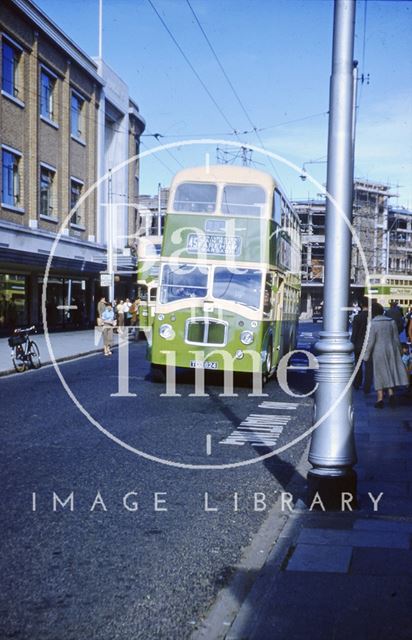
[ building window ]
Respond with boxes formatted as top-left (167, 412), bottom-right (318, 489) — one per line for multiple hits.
top-left (1, 148), bottom-right (21, 207)
top-left (40, 165), bottom-right (56, 217)
top-left (71, 92), bottom-right (84, 138)
top-left (2, 38), bottom-right (22, 98)
top-left (40, 68), bottom-right (56, 120)
top-left (70, 178), bottom-right (83, 225)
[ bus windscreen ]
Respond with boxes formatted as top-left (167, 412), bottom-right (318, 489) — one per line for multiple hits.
top-left (212, 267), bottom-right (262, 309)
top-left (160, 264), bottom-right (209, 303)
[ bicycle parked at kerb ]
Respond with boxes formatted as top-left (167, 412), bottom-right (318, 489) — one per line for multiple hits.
top-left (8, 326), bottom-right (41, 373)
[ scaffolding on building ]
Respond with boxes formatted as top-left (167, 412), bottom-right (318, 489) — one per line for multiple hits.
top-left (293, 179), bottom-right (409, 318)
top-left (351, 180), bottom-right (394, 285)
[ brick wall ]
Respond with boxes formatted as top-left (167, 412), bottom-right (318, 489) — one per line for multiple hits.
top-left (0, 0), bottom-right (100, 241)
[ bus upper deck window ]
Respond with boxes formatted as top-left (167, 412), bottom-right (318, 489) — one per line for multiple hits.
top-left (221, 185), bottom-right (266, 216)
top-left (173, 183), bottom-right (217, 213)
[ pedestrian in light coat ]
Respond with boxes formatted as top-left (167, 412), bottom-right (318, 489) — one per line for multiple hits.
top-left (363, 302), bottom-right (409, 408)
top-left (97, 296), bottom-right (106, 324)
top-left (116, 299), bottom-right (125, 328)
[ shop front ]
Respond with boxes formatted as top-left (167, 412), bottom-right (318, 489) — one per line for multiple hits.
top-left (38, 276), bottom-right (90, 330)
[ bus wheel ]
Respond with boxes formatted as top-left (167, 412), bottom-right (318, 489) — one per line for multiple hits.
top-left (150, 363), bottom-right (166, 383)
top-left (263, 339), bottom-right (273, 384)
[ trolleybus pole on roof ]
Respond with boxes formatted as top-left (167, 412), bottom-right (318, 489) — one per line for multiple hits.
top-left (308, 0), bottom-right (358, 507)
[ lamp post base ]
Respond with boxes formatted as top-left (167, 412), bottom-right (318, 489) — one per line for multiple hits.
top-left (307, 468), bottom-right (358, 511)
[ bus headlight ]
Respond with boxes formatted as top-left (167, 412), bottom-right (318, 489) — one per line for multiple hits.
top-left (240, 330), bottom-right (254, 345)
top-left (235, 349), bottom-right (244, 359)
top-left (159, 323), bottom-right (174, 340)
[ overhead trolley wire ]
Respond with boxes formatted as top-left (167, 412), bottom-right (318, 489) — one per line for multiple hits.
top-left (184, 0), bottom-right (283, 182)
top-left (141, 111), bottom-right (329, 139)
top-left (146, 0), bottom-right (241, 138)
top-left (140, 139), bottom-right (176, 176)
top-left (185, 0), bottom-right (257, 135)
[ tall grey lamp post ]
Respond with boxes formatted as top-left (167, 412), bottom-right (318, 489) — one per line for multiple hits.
top-left (308, 0), bottom-right (357, 508)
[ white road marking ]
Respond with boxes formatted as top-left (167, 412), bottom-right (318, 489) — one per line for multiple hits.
top-left (206, 434), bottom-right (212, 456)
top-left (220, 413), bottom-right (292, 447)
top-left (258, 401), bottom-right (299, 410)
top-left (219, 399), bottom-right (301, 448)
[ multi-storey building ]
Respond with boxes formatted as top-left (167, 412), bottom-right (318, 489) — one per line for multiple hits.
top-left (295, 180), bottom-right (397, 318)
top-left (351, 180), bottom-right (392, 284)
top-left (137, 187), bottom-right (169, 237)
top-left (93, 57), bottom-right (145, 293)
top-left (388, 207), bottom-right (412, 275)
top-left (0, 0), bottom-right (145, 334)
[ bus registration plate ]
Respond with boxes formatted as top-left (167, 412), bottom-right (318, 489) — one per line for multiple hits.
top-left (190, 360), bottom-right (218, 370)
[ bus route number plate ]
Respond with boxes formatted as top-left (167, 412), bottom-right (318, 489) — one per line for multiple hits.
top-left (190, 360), bottom-right (218, 370)
top-left (187, 233), bottom-right (241, 257)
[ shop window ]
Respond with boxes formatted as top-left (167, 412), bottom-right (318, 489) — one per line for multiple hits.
top-left (40, 165), bottom-right (56, 217)
top-left (2, 37), bottom-right (22, 99)
top-left (71, 91), bottom-right (84, 139)
top-left (1, 147), bottom-right (22, 208)
top-left (0, 273), bottom-right (28, 330)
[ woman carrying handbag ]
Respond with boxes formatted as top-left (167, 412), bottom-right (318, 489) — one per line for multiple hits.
top-left (101, 302), bottom-right (116, 356)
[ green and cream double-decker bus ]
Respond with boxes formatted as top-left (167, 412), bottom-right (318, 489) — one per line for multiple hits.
top-left (366, 274), bottom-right (412, 310)
top-left (148, 165), bottom-right (301, 381)
top-left (137, 235), bottom-right (162, 333)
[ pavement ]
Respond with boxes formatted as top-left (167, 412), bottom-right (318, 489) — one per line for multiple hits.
top-left (0, 328), bottom-right (124, 376)
top-left (193, 385), bottom-right (412, 640)
top-left (2, 325), bottom-right (412, 638)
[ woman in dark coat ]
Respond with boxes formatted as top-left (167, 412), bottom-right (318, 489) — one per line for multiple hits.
top-left (364, 302), bottom-right (409, 408)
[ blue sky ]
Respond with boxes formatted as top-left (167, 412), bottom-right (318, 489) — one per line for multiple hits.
top-left (38, 0), bottom-right (412, 206)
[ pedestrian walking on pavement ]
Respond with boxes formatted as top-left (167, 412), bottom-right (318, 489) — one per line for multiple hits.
top-left (351, 296), bottom-right (373, 393)
top-left (364, 302), bottom-right (409, 408)
top-left (129, 299), bottom-right (139, 338)
top-left (405, 305), bottom-right (412, 343)
top-left (385, 300), bottom-right (404, 334)
top-left (116, 299), bottom-right (125, 329)
top-left (97, 296), bottom-right (106, 325)
top-left (102, 302), bottom-right (116, 356)
top-left (124, 298), bottom-right (132, 326)
top-left (401, 343), bottom-right (412, 393)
